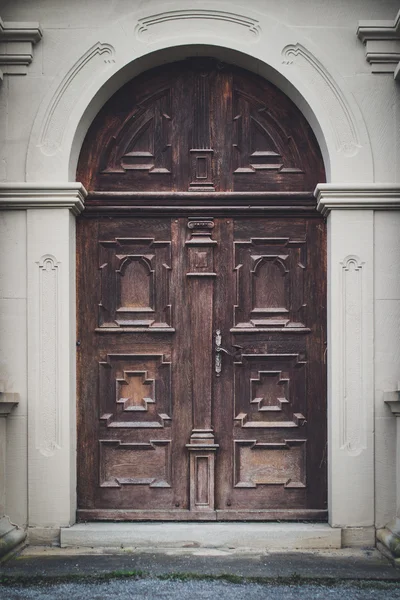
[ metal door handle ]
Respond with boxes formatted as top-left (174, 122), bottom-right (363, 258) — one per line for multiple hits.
top-left (215, 330), bottom-right (242, 376)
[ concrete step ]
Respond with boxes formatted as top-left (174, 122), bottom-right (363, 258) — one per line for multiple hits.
top-left (61, 523), bottom-right (341, 550)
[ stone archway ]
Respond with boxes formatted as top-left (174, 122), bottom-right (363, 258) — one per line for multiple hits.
top-left (19, 7), bottom-right (377, 542)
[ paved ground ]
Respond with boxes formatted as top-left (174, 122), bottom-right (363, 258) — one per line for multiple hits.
top-left (2, 546), bottom-right (399, 580)
top-left (1, 546), bottom-right (399, 599)
top-left (2, 579), bottom-right (400, 600)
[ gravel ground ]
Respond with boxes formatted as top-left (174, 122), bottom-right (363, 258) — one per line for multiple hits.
top-left (1, 579), bottom-right (400, 600)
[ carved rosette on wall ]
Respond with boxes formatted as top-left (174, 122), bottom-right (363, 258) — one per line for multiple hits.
top-left (185, 217), bottom-right (218, 511)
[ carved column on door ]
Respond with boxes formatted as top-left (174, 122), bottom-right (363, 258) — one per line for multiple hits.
top-left (185, 217), bottom-right (218, 511)
top-left (189, 65), bottom-right (215, 191)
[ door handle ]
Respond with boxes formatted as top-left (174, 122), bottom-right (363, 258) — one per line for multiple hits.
top-left (215, 330), bottom-right (242, 376)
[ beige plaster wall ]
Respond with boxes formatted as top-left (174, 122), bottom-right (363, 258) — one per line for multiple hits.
top-left (0, 0), bottom-right (399, 534)
top-left (0, 211), bottom-right (27, 526)
top-left (374, 212), bottom-right (400, 528)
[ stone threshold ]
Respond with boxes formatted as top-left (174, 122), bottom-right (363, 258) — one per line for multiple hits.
top-left (61, 523), bottom-right (342, 551)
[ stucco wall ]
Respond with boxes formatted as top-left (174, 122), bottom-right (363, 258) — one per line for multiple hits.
top-left (0, 0), bottom-right (399, 535)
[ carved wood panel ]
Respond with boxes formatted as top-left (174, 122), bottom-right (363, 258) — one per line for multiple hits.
top-left (234, 439), bottom-right (306, 489)
top-left (233, 236), bottom-right (307, 331)
top-left (234, 353), bottom-right (306, 429)
top-left (212, 217), bottom-right (326, 514)
top-left (99, 353), bottom-right (171, 429)
top-left (77, 59), bottom-right (325, 193)
top-left (98, 236), bottom-right (172, 330)
top-left (76, 61), bottom-right (326, 521)
top-left (77, 216), bottom-right (326, 519)
top-left (100, 439), bottom-right (171, 488)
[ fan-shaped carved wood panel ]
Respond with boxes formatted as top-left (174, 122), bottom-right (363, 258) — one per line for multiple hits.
top-left (77, 59), bottom-right (325, 193)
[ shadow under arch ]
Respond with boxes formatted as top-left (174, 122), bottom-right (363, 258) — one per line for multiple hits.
top-left (68, 44), bottom-right (331, 184)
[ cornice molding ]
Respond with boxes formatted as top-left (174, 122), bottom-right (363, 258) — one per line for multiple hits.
top-left (383, 391), bottom-right (400, 417)
top-left (0, 16), bottom-right (42, 77)
top-left (0, 183), bottom-right (87, 215)
top-left (0, 391), bottom-right (19, 417)
top-left (357, 10), bottom-right (400, 78)
top-left (315, 183), bottom-right (400, 216)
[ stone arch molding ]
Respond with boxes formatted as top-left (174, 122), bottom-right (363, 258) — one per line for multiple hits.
top-left (26, 2), bottom-right (373, 184)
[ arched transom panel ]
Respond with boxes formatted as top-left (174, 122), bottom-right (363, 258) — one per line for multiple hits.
top-left (77, 59), bottom-right (325, 193)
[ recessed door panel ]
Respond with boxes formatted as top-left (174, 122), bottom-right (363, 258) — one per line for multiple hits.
top-left (77, 216), bottom-right (326, 519)
top-left (77, 59), bottom-right (326, 521)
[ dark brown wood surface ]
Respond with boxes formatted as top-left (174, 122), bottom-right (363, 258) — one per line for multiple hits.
top-left (77, 59), bottom-right (324, 194)
top-left (76, 59), bottom-right (327, 521)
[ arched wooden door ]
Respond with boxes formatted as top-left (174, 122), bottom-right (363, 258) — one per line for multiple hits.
top-left (76, 59), bottom-right (327, 521)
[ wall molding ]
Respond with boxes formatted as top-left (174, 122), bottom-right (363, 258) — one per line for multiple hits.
top-left (38, 42), bottom-right (115, 156)
top-left (357, 10), bottom-right (400, 78)
top-left (315, 184), bottom-right (400, 216)
top-left (0, 16), bottom-right (42, 77)
top-left (0, 183), bottom-right (87, 215)
top-left (340, 255), bottom-right (366, 457)
top-left (383, 390), bottom-right (400, 417)
top-left (281, 44), bottom-right (360, 158)
top-left (36, 254), bottom-right (61, 457)
top-left (135, 9), bottom-right (261, 43)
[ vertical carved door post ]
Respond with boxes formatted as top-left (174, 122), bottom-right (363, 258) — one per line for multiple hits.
top-left (189, 66), bottom-right (215, 192)
top-left (185, 218), bottom-right (219, 511)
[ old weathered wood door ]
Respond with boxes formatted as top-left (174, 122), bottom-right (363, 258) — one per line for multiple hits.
top-left (77, 60), bottom-right (327, 521)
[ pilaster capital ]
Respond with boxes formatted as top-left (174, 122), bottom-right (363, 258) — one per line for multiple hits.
top-left (0, 392), bottom-right (19, 418)
top-left (315, 183), bottom-right (400, 216)
top-left (0, 182), bottom-right (87, 215)
top-left (383, 391), bottom-right (400, 417)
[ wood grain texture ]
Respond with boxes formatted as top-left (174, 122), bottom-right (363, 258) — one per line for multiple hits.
top-left (76, 59), bottom-right (326, 520)
top-left (77, 59), bottom-right (325, 194)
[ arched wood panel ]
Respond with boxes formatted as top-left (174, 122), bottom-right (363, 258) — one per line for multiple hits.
top-left (76, 59), bottom-right (327, 521)
top-left (77, 59), bottom-right (325, 193)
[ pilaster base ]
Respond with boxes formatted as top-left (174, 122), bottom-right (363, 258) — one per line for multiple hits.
top-left (377, 518), bottom-right (400, 566)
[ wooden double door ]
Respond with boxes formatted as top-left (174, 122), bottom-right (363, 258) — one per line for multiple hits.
top-left (77, 213), bottom-right (326, 520)
top-left (76, 59), bottom-right (327, 520)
